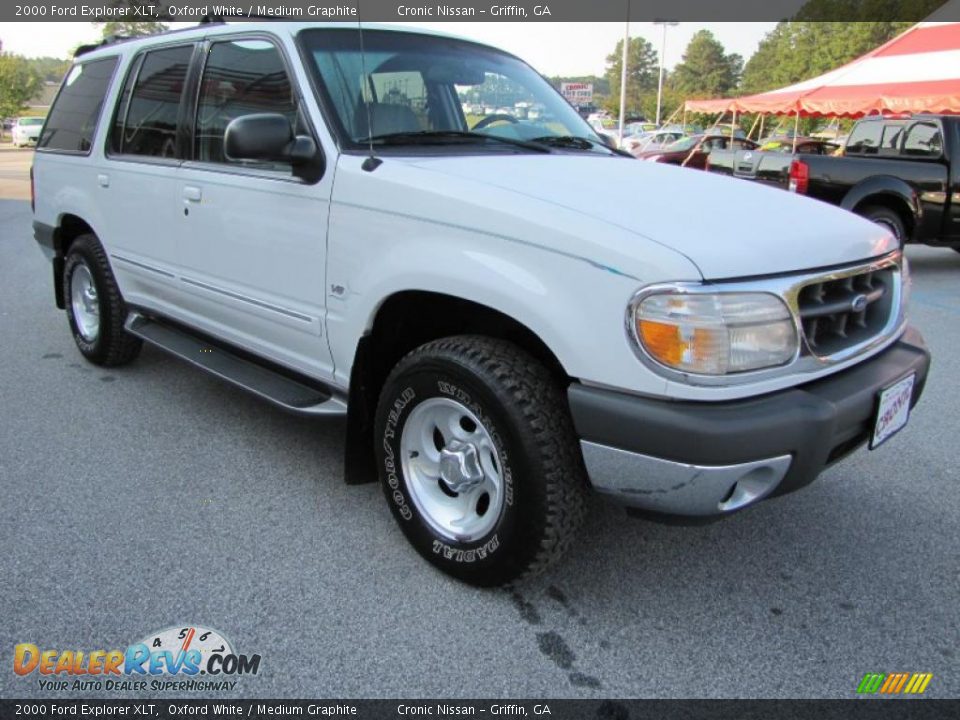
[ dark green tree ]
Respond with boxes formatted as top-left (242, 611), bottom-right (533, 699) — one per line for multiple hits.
top-left (794, 0), bottom-right (944, 22)
top-left (603, 36), bottom-right (659, 116)
top-left (740, 21), bottom-right (914, 96)
top-left (26, 57), bottom-right (71, 83)
top-left (96, 21), bottom-right (169, 38)
top-left (0, 54), bottom-right (43, 139)
top-left (670, 30), bottom-right (743, 99)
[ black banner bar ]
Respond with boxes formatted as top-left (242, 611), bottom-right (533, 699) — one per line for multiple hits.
top-left (2, 0), bottom-right (959, 23)
top-left (2, 700), bottom-right (959, 720)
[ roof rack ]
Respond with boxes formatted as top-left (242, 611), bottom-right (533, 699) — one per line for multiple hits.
top-left (72, 16), bottom-right (295, 58)
top-left (200, 12), bottom-right (297, 23)
top-left (74, 35), bottom-right (134, 57)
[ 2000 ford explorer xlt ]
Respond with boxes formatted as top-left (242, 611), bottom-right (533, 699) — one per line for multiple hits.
top-left (32, 23), bottom-right (930, 585)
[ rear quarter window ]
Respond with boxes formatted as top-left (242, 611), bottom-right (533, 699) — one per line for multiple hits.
top-left (37, 57), bottom-right (118, 154)
top-left (902, 122), bottom-right (943, 158)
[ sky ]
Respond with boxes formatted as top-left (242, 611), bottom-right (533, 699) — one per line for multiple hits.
top-left (0, 21), bottom-right (777, 76)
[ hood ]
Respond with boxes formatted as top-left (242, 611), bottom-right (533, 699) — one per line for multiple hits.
top-left (401, 154), bottom-right (896, 280)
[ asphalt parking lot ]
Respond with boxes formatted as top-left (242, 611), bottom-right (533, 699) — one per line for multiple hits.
top-left (0, 151), bottom-right (958, 699)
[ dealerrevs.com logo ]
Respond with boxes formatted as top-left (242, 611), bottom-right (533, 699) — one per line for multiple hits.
top-left (13, 625), bottom-right (261, 692)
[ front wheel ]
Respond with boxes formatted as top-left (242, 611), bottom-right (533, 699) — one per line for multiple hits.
top-left (374, 336), bottom-right (589, 586)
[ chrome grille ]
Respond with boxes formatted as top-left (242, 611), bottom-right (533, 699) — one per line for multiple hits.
top-left (798, 268), bottom-right (895, 357)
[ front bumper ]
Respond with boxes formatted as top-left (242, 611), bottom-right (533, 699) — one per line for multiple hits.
top-left (569, 327), bottom-right (930, 516)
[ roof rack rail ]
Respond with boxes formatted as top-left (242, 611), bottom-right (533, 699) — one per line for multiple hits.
top-left (199, 12), bottom-right (299, 23)
top-left (74, 34), bottom-right (134, 57)
top-left (72, 21), bottom-right (225, 58)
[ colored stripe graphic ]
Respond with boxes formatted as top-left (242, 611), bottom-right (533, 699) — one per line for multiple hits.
top-left (858, 672), bottom-right (933, 694)
top-left (904, 673), bottom-right (933, 694)
top-left (857, 673), bottom-right (886, 694)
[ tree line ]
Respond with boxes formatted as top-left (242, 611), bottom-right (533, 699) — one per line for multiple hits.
top-left (558, 17), bottom-right (938, 124)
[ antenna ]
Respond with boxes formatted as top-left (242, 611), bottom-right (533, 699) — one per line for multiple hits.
top-left (356, 1), bottom-right (382, 172)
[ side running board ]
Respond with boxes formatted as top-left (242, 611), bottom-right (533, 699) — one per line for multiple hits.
top-left (125, 313), bottom-right (347, 417)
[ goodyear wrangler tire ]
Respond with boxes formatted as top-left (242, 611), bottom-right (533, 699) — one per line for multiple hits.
top-left (63, 234), bottom-right (142, 367)
top-left (374, 335), bottom-right (589, 586)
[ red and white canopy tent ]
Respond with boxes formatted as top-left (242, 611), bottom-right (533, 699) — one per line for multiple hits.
top-left (683, 21), bottom-right (960, 142)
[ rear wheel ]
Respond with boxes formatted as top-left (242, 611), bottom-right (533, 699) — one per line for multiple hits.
top-left (374, 336), bottom-right (589, 586)
top-left (859, 205), bottom-right (907, 246)
top-left (63, 234), bottom-right (142, 366)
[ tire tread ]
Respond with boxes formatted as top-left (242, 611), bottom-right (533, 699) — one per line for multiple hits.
top-left (65, 234), bottom-right (141, 367)
top-left (386, 335), bottom-right (589, 583)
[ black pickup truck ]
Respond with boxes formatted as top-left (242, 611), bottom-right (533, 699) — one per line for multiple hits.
top-left (706, 115), bottom-right (960, 250)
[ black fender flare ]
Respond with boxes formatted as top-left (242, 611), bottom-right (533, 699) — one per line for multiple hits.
top-left (841, 176), bottom-right (920, 236)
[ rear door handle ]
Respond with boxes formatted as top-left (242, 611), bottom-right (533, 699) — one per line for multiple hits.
top-left (183, 186), bottom-right (202, 202)
top-left (97, 174), bottom-right (109, 188)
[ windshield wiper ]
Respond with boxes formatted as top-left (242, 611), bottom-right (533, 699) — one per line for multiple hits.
top-left (361, 130), bottom-right (550, 153)
top-left (529, 135), bottom-right (600, 150)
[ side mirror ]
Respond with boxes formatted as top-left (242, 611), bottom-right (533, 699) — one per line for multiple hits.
top-left (224, 113), bottom-right (323, 182)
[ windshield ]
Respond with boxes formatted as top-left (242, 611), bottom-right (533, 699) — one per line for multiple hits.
top-left (299, 29), bottom-right (605, 152)
top-left (19, 118), bottom-right (44, 126)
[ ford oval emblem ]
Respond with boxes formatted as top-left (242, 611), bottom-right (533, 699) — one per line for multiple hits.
top-left (851, 294), bottom-right (868, 312)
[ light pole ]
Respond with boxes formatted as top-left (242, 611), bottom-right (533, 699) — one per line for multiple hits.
top-left (618, 16), bottom-right (629, 144)
top-left (654, 20), bottom-right (678, 127)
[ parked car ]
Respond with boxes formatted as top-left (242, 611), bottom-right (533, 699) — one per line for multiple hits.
top-left (706, 137), bottom-right (842, 180)
top-left (707, 115), bottom-right (960, 248)
top-left (575, 103), bottom-right (599, 119)
top-left (12, 117), bottom-right (44, 146)
top-left (637, 134), bottom-right (759, 170)
top-left (660, 123), bottom-right (702, 135)
top-left (626, 121), bottom-right (657, 134)
top-left (628, 129), bottom-right (686, 155)
top-left (587, 116), bottom-right (619, 147)
top-left (619, 128), bottom-right (653, 154)
top-left (33, 24), bottom-right (929, 586)
top-left (705, 123), bottom-right (747, 140)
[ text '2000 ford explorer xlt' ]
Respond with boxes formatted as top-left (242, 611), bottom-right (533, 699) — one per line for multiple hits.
top-left (32, 23), bottom-right (930, 585)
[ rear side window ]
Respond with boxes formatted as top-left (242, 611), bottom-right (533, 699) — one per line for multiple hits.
top-left (845, 121), bottom-right (883, 155)
top-left (110, 45), bottom-right (194, 158)
top-left (194, 39), bottom-right (296, 166)
top-left (902, 122), bottom-right (942, 157)
top-left (880, 124), bottom-right (903, 152)
top-left (38, 57), bottom-right (118, 154)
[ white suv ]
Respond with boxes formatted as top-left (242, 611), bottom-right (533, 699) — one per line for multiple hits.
top-left (12, 116), bottom-right (44, 147)
top-left (32, 23), bottom-right (930, 585)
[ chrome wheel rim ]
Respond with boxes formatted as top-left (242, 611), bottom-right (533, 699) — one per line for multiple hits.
top-left (400, 397), bottom-right (505, 543)
top-left (70, 262), bottom-right (100, 342)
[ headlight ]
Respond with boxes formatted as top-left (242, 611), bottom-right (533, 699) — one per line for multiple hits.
top-left (630, 290), bottom-right (798, 375)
